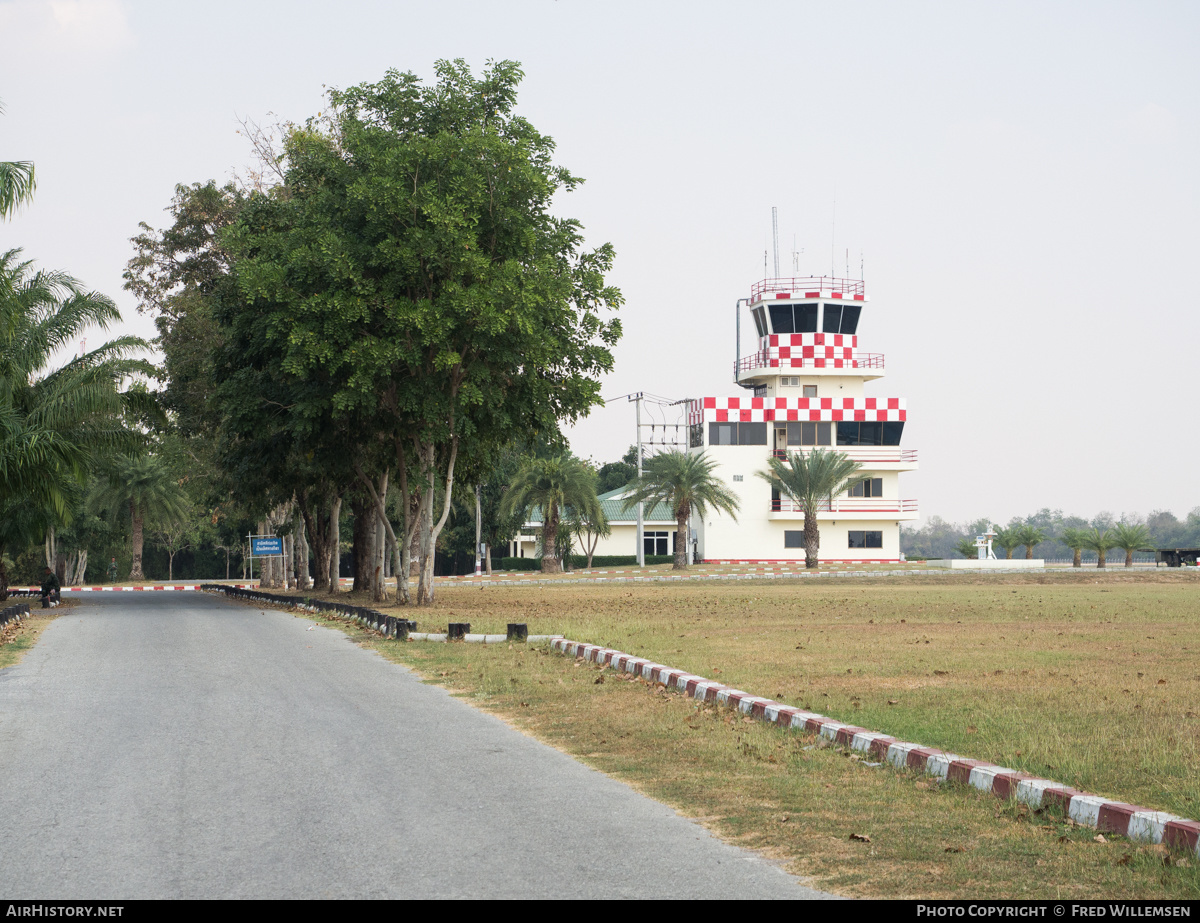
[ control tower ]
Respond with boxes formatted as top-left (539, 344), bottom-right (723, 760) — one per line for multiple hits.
top-left (686, 276), bottom-right (917, 563)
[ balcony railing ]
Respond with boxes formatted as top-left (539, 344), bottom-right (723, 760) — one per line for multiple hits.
top-left (769, 447), bottom-right (918, 464)
top-left (769, 498), bottom-right (919, 514)
top-left (735, 352), bottom-right (884, 374)
top-left (751, 276), bottom-right (866, 302)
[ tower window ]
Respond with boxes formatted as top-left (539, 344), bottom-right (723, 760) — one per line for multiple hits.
top-left (848, 478), bottom-right (884, 498)
top-left (803, 385), bottom-right (817, 398)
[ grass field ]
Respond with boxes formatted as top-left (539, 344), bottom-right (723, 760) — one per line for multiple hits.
top-left (286, 569), bottom-right (1200, 899)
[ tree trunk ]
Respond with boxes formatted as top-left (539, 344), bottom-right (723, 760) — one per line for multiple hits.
top-left (673, 506), bottom-right (689, 570)
top-left (130, 503), bottom-right (145, 579)
top-left (299, 492), bottom-right (334, 593)
top-left (0, 547), bottom-right (9, 601)
top-left (351, 494), bottom-right (371, 592)
top-left (1025, 546), bottom-right (1034, 560)
top-left (1125, 549), bottom-right (1134, 567)
top-left (294, 509), bottom-right (309, 590)
top-left (1005, 548), bottom-right (1013, 560)
top-left (542, 503), bottom-right (561, 573)
top-left (1072, 548), bottom-right (1081, 568)
top-left (803, 512), bottom-right (820, 568)
top-left (328, 496), bottom-right (342, 594)
top-left (474, 484), bottom-right (482, 575)
top-left (1097, 549), bottom-right (1107, 568)
top-left (167, 550), bottom-right (175, 581)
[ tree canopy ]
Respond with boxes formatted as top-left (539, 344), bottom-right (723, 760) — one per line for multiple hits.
top-left (129, 61), bottom-right (622, 602)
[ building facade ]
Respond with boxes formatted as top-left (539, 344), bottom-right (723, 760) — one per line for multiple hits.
top-left (686, 276), bottom-right (917, 563)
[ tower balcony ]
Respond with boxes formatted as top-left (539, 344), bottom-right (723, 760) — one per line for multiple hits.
top-left (768, 447), bottom-right (918, 470)
top-left (750, 276), bottom-right (867, 304)
top-left (768, 498), bottom-right (919, 518)
top-left (736, 350), bottom-right (884, 378)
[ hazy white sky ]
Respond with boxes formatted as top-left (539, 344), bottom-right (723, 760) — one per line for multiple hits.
top-left (2, 0), bottom-right (1196, 525)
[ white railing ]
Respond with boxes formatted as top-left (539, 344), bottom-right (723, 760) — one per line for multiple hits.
top-left (770, 498), bottom-right (919, 514)
top-left (770, 447), bottom-right (917, 464)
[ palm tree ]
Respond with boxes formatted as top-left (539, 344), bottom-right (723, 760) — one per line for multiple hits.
top-left (90, 454), bottom-right (190, 580)
top-left (1112, 523), bottom-right (1152, 568)
top-left (0, 100), bottom-right (36, 219)
top-left (1081, 527), bottom-right (1117, 569)
top-left (1016, 524), bottom-right (1047, 560)
top-left (755, 449), bottom-right (861, 569)
top-left (1061, 527), bottom-right (1087, 568)
top-left (955, 536), bottom-right (981, 560)
top-left (500, 455), bottom-right (602, 574)
top-left (0, 252), bottom-right (152, 596)
top-left (623, 451), bottom-right (740, 570)
top-left (993, 527), bottom-right (1022, 560)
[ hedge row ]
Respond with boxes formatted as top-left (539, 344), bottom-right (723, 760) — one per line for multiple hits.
top-left (494, 554), bottom-right (676, 572)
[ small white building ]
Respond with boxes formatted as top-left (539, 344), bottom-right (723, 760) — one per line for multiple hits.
top-left (506, 488), bottom-right (680, 561)
top-left (685, 276), bottom-right (918, 563)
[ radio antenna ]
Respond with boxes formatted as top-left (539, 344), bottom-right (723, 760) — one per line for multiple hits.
top-left (771, 207), bottom-right (780, 278)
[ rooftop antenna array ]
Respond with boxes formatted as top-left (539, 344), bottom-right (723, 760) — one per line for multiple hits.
top-left (771, 206), bottom-right (780, 278)
top-left (831, 191), bottom-right (836, 276)
top-left (792, 235), bottom-right (803, 273)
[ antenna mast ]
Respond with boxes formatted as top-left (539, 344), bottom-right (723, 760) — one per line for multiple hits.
top-left (771, 207), bottom-right (779, 278)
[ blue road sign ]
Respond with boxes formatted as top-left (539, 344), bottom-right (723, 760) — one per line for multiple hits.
top-left (251, 536), bottom-right (284, 556)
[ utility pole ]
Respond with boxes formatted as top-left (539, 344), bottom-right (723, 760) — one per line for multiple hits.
top-left (630, 392), bottom-right (644, 566)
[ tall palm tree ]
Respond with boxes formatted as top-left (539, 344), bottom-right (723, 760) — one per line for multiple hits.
top-left (623, 451), bottom-right (740, 570)
top-left (0, 252), bottom-right (152, 596)
top-left (756, 449), bottom-right (862, 569)
top-left (90, 454), bottom-right (190, 580)
top-left (1112, 523), bottom-right (1152, 568)
top-left (1081, 527), bottom-right (1117, 569)
top-left (1016, 524), bottom-right (1047, 560)
top-left (500, 455), bottom-right (602, 574)
top-left (0, 99), bottom-right (36, 219)
top-left (1061, 527), bottom-right (1087, 568)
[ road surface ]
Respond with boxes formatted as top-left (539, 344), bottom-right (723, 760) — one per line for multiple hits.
top-left (0, 592), bottom-right (832, 899)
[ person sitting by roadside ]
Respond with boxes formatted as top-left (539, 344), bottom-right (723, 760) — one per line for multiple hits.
top-left (40, 567), bottom-right (61, 609)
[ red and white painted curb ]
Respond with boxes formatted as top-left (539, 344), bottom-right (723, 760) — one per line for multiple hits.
top-left (29, 584), bottom-right (255, 592)
top-left (549, 638), bottom-right (1200, 856)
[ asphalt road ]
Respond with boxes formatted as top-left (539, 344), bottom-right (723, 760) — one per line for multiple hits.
top-left (0, 592), bottom-right (833, 899)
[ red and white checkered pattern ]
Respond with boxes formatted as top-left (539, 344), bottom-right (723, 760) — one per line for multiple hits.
top-left (765, 333), bottom-right (858, 349)
top-left (688, 396), bottom-right (906, 425)
top-left (549, 638), bottom-right (1200, 857)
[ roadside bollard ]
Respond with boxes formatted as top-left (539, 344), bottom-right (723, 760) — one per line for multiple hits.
top-left (506, 623), bottom-right (528, 642)
top-left (447, 622), bottom-right (470, 640)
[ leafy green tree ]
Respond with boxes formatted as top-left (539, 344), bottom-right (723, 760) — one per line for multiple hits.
top-left (90, 454), bottom-right (191, 580)
top-left (1081, 527), bottom-right (1117, 568)
top-left (216, 60), bottom-right (621, 604)
top-left (955, 537), bottom-right (980, 560)
top-left (1061, 527), bottom-right (1088, 568)
top-left (755, 449), bottom-right (861, 569)
top-left (1015, 524), bottom-right (1047, 559)
top-left (597, 446), bottom-right (638, 495)
top-left (624, 451), bottom-right (740, 570)
top-left (1112, 522), bottom-right (1152, 567)
top-left (501, 455), bottom-right (602, 574)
